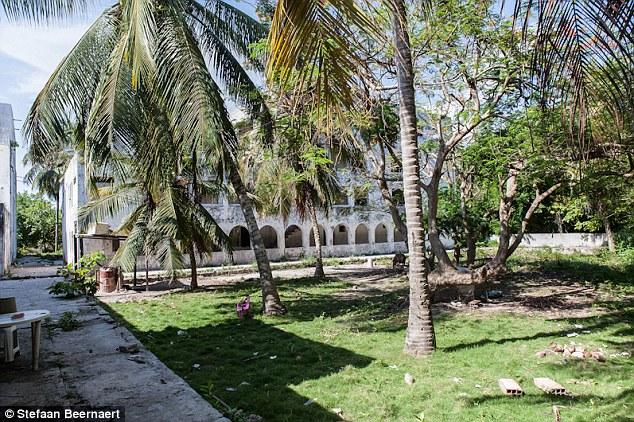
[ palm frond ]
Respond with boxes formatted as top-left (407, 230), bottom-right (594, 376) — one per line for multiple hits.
top-left (518, 0), bottom-right (634, 141)
top-left (22, 6), bottom-right (120, 162)
top-left (77, 182), bottom-right (143, 231)
top-left (267, 0), bottom-right (380, 115)
top-left (189, 0), bottom-right (267, 65)
top-left (0, 0), bottom-right (92, 22)
top-left (188, 5), bottom-right (273, 141)
top-left (154, 2), bottom-right (238, 162)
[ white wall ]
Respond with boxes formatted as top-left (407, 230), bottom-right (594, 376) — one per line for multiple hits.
top-left (492, 233), bottom-right (608, 250)
top-left (61, 153), bottom-right (86, 264)
top-left (0, 103), bottom-right (17, 275)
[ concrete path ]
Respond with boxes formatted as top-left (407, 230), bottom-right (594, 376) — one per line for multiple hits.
top-left (0, 277), bottom-right (228, 422)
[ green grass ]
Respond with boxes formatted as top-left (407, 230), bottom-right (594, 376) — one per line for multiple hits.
top-left (105, 252), bottom-right (633, 421)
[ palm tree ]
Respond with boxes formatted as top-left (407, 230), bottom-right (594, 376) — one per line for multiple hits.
top-left (268, 0), bottom-right (436, 356)
top-left (254, 123), bottom-right (339, 278)
top-left (266, 0), bottom-right (633, 355)
top-left (74, 82), bottom-right (231, 288)
top-left (7, 0), bottom-right (287, 314)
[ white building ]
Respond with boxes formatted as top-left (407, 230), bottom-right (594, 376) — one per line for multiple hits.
top-left (0, 103), bottom-right (17, 275)
top-left (60, 153), bottom-right (409, 268)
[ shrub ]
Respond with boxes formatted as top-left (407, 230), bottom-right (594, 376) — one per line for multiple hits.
top-left (49, 252), bottom-right (106, 297)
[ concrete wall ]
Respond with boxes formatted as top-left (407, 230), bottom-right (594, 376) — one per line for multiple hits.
top-left (0, 103), bottom-right (17, 275)
top-left (492, 233), bottom-right (608, 250)
top-left (61, 154), bottom-right (86, 264)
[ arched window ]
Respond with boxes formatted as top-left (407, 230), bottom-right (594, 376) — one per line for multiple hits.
top-left (394, 228), bottom-right (405, 242)
top-left (333, 224), bottom-right (349, 245)
top-left (355, 224), bottom-right (369, 244)
top-left (309, 225), bottom-right (326, 247)
top-left (375, 223), bottom-right (388, 243)
top-left (229, 226), bottom-right (251, 250)
top-left (260, 226), bottom-right (278, 249)
top-left (284, 225), bottom-right (303, 248)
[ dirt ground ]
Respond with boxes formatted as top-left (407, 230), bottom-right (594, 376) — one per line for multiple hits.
top-left (97, 263), bottom-right (624, 320)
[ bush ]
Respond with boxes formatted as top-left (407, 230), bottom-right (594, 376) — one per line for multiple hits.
top-left (49, 252), bottom-right (106, 297)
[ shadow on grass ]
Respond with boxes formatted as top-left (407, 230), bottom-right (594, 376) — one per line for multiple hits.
top-left (509, 252), bottom-right (634, 288)
top-left (467, 389), bottom-right (634, 421)
top-left (442, 307), bottom-right (634, 353)
top-left (104, 304), bottom-right (373, 421)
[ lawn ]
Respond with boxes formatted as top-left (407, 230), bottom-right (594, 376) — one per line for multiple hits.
top-left (105, 251), bottom-right (634, 421)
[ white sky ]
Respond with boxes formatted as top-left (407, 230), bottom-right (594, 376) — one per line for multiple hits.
top-left (0, 0), bottom-right (257, 192)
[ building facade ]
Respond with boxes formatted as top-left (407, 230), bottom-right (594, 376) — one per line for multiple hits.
top-left (60, 153), bottom-right (409, 267)
top-left (0, 103), bottom-right (17, 275)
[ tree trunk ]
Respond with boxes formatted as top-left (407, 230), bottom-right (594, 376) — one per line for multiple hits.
top-left (189, 245), bottom-right (198, 290)
top-left (483, 178), bottom-right (562, 280)
top-left (426, 185), bottom-right (455, 271)
top-left (459, 176), bottom-right (477, 266)
top-left (378, 178), bottom-right (408, 249)
top-left (308, 201), bottom-right (325, 278)
top-left (597, 201), bottom-right (615, 252)
top-left (390, 0), bottom-right (435, 356)
top-left (491, 172), bottom-right (518, 268)
top-left (228, 165), bottom-right (286, 315)
top-left (507, 183), bottom-right (562, 257)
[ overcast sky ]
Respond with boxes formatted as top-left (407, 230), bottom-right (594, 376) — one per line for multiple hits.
top-left (0, 0), bottom-right (257, 193)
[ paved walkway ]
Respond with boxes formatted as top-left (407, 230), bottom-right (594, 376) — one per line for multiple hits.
top-left (0, 277), bottom-right (228, 422)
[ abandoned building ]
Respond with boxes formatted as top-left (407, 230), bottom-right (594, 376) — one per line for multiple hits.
top-left (0, 103), bottom-right (17, 276)
top-left (61, 152), bottom-right (410, 267)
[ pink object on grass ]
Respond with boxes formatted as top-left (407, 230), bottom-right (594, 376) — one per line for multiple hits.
top-left (236, 296), bottom-right (251, 319)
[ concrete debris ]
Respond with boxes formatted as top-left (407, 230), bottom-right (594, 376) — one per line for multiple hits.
top-left (536, 342), bottom-right (606, 362)
top-left (303, 399), bottom-right (316, 406)
top-left (533, 378), bottom-right (568, 396)
top-left (404, 373), bottom-right (415, 385)
top-left (498, 379), bottom-right (524, 396)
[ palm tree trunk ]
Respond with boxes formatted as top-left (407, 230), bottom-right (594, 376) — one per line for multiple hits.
top-left (308, 200), bottom-right (325, 278)
top-left (389, 0), bottom-right (435, 356)
top-left (228, 165), bottom-right (286, 315)
top-left (189, 245), bottom-right (198, 290)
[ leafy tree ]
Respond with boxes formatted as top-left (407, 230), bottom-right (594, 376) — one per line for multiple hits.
top-left (16, 193), bottom-right (60, 254)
